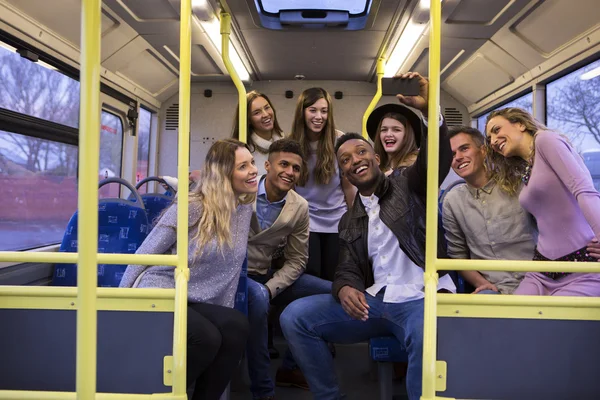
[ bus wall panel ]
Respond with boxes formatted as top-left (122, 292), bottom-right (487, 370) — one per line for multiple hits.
top-left (0, 263), bottom-right (53, 286)
top-left (444, 52), bottom-right (516, 105)
top-left (103, 36), bottom-right (178, 97)
top-left (0, 309), bottom-right (173, 394)
top-left (408, 37), bottom-right (487, 81)
top-left (3, 0), bottom-right (139, 65)
top-left (437, 317), bottom-right (600, 400)
top-left (510, 0), bottom-right (600, 58)
top-left (157, 81), bottom-right (469, 178)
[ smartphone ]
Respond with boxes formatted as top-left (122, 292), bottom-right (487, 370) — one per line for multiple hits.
top-left (381, 77), bottom-right (420, 96)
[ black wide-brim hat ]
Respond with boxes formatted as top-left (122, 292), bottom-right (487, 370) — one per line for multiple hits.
top-left (366, 103), bottom-right (423, 148)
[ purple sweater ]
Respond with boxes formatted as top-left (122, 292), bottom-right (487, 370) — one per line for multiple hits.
top-left (520, 131), bottom-right (600, 259)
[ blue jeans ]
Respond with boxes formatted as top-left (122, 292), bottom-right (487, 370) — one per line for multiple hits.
top-left (478, 289), bottom-right (500, 295)
top-left (247, 272), bottom-right (332, 399)
top-left (280, 291), bottom-right (424, 400)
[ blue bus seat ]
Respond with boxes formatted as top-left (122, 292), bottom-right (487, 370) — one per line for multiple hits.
top-left (53, 178), bottom-right (149, 287)
top-left (134, 177), bottom-right (175, 227)
top-left (233, 255), bottom-right (248, 315)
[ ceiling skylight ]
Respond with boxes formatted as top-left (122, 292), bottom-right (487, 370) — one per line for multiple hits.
top-left (258, 0), bottom-right (371, 16)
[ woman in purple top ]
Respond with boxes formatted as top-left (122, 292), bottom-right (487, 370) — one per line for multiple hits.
top-left (121, 139), bottom-right (258, 399)
top-left (485, 107), bottom-right (600, 296)
top-left (290, 88), bottom-right (356, 281)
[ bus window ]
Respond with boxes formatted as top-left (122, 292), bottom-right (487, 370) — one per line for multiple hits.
top-left (476, 92), bottom-right (533, 133)
top-left (99, 110), bottom-right (123, 199)
top-left (0, 42), bottom-right (79, 129)
top-left (547, 58), bottom-right (600, 172)
top-left (0, 129), bottom-right (78, 251)
top-left (136, 107), bottom-right (152, 194)
top-left (582, 151), bottom-right (600, 191)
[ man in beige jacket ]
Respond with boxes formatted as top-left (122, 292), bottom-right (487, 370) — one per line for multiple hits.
top-left (246, 139), bottom-right (331, 400)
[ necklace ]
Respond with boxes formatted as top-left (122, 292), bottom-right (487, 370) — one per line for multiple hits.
top-left (522, 162), bottom-right (532, 186)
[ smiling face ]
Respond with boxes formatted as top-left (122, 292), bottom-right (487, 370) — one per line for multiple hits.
top-left (249, 96), bottom-right (274, 135)
top-left (379, 117), bottom-right (407, 154)
top-left (304, 98), bottom-right (329, 136)
top-left (337, 138), bottom-right (381, 195)
top-left (231, 147), bottom-right (258, 196)
top-left (486, 116), bottom-right (530, 159)
top-left (265, 151), bottom-right (302, 194)
top-left (450, 132), bottom-right (486, 183)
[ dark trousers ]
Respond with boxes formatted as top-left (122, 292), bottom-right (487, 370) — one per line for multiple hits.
top-left (306, 232), bottom-right (339, 281)
top-left (187, 302), bottom-right (249, 400)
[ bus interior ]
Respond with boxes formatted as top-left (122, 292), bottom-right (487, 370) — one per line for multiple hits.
top-left (0, 0), bottom-right (600, 399)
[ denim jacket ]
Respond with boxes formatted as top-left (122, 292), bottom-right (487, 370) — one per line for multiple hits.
top-left (332, 121), bottom-right (452, 300)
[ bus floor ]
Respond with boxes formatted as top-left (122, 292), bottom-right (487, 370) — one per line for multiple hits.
top-left (230, 336), bottom-right (409, 400)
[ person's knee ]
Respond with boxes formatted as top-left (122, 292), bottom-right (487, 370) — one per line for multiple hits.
top-left (220, 309), bottom-right (250, 349)
top-left (280, 298), bottom-right (309, 337)
top-left (249, 278), bottom-right (271, 311)
top-left (297, 274), bottom-right (333, 296)
top-left (248, 281), bottom-right (271, 319)
top-left (189, 319), bottom-right (222, 350)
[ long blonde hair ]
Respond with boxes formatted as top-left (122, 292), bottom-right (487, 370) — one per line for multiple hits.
top-left (373, 112), bottom-right (419, 171)
top-left (484, 107), bottom-right (547, 196)
top-left (232, 90), bottom-right (284, 152)
top-left (187, 139), bottom-right (255, 253)
top-left (290, 88), bottom-right (337, 186)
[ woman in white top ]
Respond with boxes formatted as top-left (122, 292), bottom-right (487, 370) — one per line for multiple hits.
top-left (233, 90), bottom-right (285, 175)
top-left (290, 87), bottom-right (355, 281)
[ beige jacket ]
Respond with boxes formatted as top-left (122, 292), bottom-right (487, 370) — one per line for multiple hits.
top-left (248, 187), bottom-right (309, 299)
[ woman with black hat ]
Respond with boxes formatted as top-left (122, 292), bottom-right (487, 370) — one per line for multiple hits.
top-left (367, 102), bottom-right (422, 175)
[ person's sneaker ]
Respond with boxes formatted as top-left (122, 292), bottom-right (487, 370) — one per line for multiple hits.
top-left (275, 367), bottom-right (309, 390)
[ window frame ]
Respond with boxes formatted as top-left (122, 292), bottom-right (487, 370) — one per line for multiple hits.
top-left (0, 31), bottom-right (135, 254)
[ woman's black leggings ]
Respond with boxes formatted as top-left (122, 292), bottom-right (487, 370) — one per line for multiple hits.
top-left (305, 232), bottom-right (340, 282)
top-left (187, 302), bottom-right (249, 400)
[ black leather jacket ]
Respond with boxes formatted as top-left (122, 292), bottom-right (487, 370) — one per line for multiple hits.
top-left (332, 121), bottom-right (451, 300)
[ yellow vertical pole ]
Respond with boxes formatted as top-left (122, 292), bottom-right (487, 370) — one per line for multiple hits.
top-left (76, 0), bottom-right (102, 398)
top-left (221, 13), bottom-right (247, 143)
top-left (172, 0), bottom-right (191, 395)
top-left (421, 0), bottom-right (442, 398)
top-left (361, 57), bottom-right (385, 139)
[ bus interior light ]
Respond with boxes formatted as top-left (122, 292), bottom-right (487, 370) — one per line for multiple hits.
top-left (383, 21), bottom-right (427, 78)
top-left (196, 16), bottom-right (251, 81)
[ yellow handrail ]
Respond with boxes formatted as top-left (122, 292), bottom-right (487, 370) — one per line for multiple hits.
top-left (436, 258), bottom-right (600, 272)
top-left (0, 252), bottom-right (178, 265)
top-left (220, 13), bottom-right (247, 144)
top-left (0, 391), bottom-right (186, 400)
top-left (361, 57), bottom-right (385, 139)
top-left (77, 0), bottom-right (102, 398)
top-left (421, 0), bottom-right (442, 397)
top-left (172, 0), bottom-right (192, 395)
top-left (437, 293), bottom-right (600, 308)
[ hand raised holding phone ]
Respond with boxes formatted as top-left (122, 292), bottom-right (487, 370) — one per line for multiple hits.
top-left (385, 72), bottom-right (429, 115)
